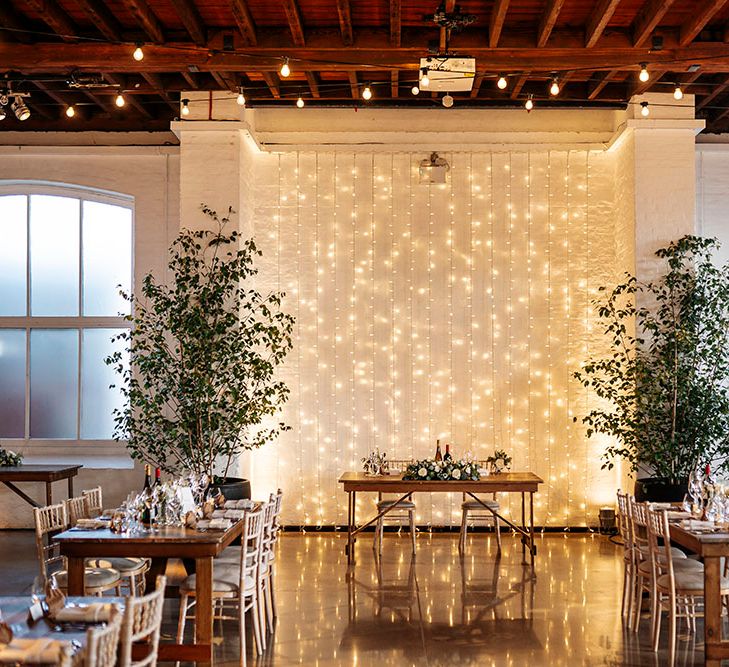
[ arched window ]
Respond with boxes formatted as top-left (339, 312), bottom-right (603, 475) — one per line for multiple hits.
top-left (0, 182), bottom-right (133, 447)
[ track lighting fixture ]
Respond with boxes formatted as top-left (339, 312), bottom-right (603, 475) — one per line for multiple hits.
top-left (12, 96), bottom-right (30, 121)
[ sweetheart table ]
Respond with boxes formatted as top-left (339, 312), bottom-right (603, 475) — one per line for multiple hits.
top-left (338, 471), bottom-right (543, 567)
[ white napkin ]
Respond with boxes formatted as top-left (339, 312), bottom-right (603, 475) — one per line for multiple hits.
top-left (0, 638), bottom-right (68, 664)
top-left (224, 499), bottom-right (254, 510)
top-left (650, 502), bottom-right (675, 509)
top-left (53, 603), bottom-right (113, 623)
top-left (666, 510), bottom-right (692, 520)
top-left (209, 518), bottom-right (232, 530)
top-left (74, 518), bottom-right (107, 530)
top-left (681, 519), bottom-right (715, 530)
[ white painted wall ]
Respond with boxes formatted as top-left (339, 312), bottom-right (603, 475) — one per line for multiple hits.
top-left (697, 146), bottom-right (729, 267)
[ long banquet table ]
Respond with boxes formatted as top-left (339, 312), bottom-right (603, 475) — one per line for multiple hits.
top-left (338, 471), bottom-right (543, 567)
top-left (668, 522), bottom-right (729, 666)
top-left (54, 521), bottom-right (243, 665)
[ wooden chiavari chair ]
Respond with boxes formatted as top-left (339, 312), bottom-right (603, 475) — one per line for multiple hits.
top-left (118, 576), bottom-right (166, 667)
top-left (374, 459), bottom-right (417, 556)
top-left (459, 460), bottom-right (501, 555)
top-left (83, 606), bottom-right (122, 667)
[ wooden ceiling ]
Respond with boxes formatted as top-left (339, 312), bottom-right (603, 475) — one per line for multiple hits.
top-left (3, 0), bottom-right (729, 132)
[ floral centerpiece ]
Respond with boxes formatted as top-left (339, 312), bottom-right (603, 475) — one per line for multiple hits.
top-left (0, 447), bottom-right (22, 467)
top-left (486, 449), bottom-right (511, 474)
top-left (403, 458), bottom-right (480, 481)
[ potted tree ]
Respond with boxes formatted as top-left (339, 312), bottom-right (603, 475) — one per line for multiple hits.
top-left (574, 236), bottom-right (729, 501)
top-left (107, 206), bottom-right (295, 498)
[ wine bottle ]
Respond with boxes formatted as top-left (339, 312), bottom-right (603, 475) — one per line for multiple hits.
top-left (154, 467), bottom-right (161, 487)
top-left (141, 464), bottom-right (152, 524)
top-left (434, 439), bottom-right (443, 462)
top-left (444, 444), bottom-right (452, 461)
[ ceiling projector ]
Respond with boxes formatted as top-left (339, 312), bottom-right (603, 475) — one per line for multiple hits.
top-left (419, 56), bottom-right (476, 92)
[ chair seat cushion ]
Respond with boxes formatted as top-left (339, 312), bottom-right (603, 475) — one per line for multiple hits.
top-left (638, 558), bottom-right (703, 576)
top-left (638, 544), bottom-right (687, 559)
top-left (180, 569), bottom-right (255, 595)
top-left (85, 557), bottom-right (149, 574)
top-left (377, 500), bottom-right (415, 510)
top-left (657, 570), bottom-right (729, 594)
top-left (53, 567), bottom-right (121, 590)
top-left (462, 500), bottom-right (499, 511)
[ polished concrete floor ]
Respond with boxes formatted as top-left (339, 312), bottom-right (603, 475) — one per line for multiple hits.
top-left (0, 530), bottom-right (711, 665)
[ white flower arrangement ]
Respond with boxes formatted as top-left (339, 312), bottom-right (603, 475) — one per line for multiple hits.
top-left (0, 447), bottom-right (22, 467)
top-left (403, 458), bottom-right (480, 481)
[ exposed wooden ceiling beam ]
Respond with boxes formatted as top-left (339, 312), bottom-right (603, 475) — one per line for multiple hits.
top-left (169, 0), bottom-right (207, 46)
top-left (120, 0), bottom-right (164, 43)
top-left (389, 0), bottom-right (401, 47)
top-left (489, 0), bottom-right (510, 48)
top-left (24, 0), bottom-right (77, 41)
top-left (82, 90), bottom-right (115, 114)
top-left (71, 0), bottom-right (122, 42)
top-left (102, 73), bottom-right (154, 118)
top-left (0, 4), bottom-right (34, 43)
top-left (439, 0), bottom-right (456, 52)
top-left (588, 69), bottom-right (619, 99)
top-left (211, 71), bottom-right (238, 91)
top-left (140, 72), bottom-right (177, 110)
top-left (537, 0), bottom-right (567, 47)
top-left (335, 0), bottom-right (353, 46)
top-left (348, 71), bottom-right (359, 100)
top-left (181, 71), bottom-right (199, 89)
top-left (390, 71), bottom-right (398, 97)
top-left (262, 72), bottom-right (281, 98)
top-left (306, 71), bottom-right (320, 98)
top-left (585, 0), bottom-right (622, 48)
top-left (510, 72), bottom-right (530, 98)
top-left (281, 0), bottom-right (306, 47)
top-left (470, 73), bottom-right (484, 98)
top-left (697, 75), bottom-right (729, 109)
top-left (231, 0), bottom-right (257, 46)
top-left (32, 81), bottom-right (78, 117)
top-left (632, 0), bottom-right (676, 47)
top-left (679, 0), bottom-right (729, 47)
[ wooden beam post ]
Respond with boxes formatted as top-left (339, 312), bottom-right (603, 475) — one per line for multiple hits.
top-left (389, 0), bottom-right (401, 47)
top-left (348, 71), bottom-right (359, 100)
top-left (537, 0), bottom-right (567, 47)
top-left (679, 0), bottom-right (729, 47)
top-left (231, 0), bottom-right (257, 46)
top-left (585, 0), bottom-right (622, 47)
top-left (335, 0), bottom-right (353, 46)
top-left (121, 0), bottom-right (164, 43)
top-left (24, 0), bottom-right (77, 41)
top-left (74, 0), bottom-right (122, 42)
top-left (169, 0), bottom-right (207, 46)
top-left (281, 0), bottom-right (306, 47)
top-left (306, 71), bottom-right (320, 98)
top-left (632, 0), bottom-right (676, 47)
top-left (489, 0), bottom-right (510, 48)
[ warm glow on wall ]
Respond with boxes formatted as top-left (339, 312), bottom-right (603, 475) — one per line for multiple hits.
top-left (250, 149), bottom-right (621, 527)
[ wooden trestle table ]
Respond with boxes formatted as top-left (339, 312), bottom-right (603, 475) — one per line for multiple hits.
top-left (54, 520), bottom-right (244, 665)
top-left (0, 464), bottom-right (82, 508)
top-left (338, 471), bottom-right (543, 567)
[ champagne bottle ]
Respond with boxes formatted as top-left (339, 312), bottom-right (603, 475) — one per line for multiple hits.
top-left (434, 439), bottom-right (443, 462)
top-left (141, 464), bottom-right (152, 524)
top-left (444, 444), bottom-right (452, 461)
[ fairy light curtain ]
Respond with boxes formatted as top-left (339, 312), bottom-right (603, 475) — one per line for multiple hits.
top-left (251, 149), bottom-right (621, 528)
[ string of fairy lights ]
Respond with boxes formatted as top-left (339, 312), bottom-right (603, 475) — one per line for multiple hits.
top-left (4, 25), bottom-right (729, 120)
top-left (249, 147), bottom-right (619, 528)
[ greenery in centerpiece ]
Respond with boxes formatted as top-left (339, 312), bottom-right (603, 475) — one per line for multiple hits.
top-left (0, 447), bottom-right (22, 467)
top-left (485, 449), bottom-right (512, 473)
top-left (403, 458), bottom-right (480, 481)
top-left (574, 236), bottom-right (729, 484)
top-left (106, 205), bottom-right (295, 482)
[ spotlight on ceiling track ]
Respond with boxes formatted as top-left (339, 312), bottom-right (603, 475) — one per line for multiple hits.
top-left (12, 96), bottom-right (30, 121)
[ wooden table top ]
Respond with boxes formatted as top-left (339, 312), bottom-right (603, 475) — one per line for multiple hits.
top-left (55, 521), bottom-right (243, 559)
top-left (338, 471), bottom-right (543, 493)
top-left (669, 522), bottom-right (729, 558)
top-left (0, 465), bottom-right (82, 482)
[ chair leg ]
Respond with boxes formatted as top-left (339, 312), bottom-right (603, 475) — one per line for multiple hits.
top-left (633, 575), bottom-right (644, 632)
top-left (459, 510), bottom-right (467, 554)
top-left (176, 594), bottom-right (189, 643)
top-left (494, 516), bottom-right (502, 554)
top-left (264, 575), bottom-right (274, 632)
top-left (409, 511), bottom-right (416, 555)
top-left (258, 580), bottom-right (268, 651)
top-left (239, 596), bottom-right (247, 667)
top-left (652, 590), bottom-right (661, 652)
top-left (251, 595), bottom-right (264, 655)
top-left (621, 565), bottom-right (630, 618)
top-left (668, 591), bottom-right (677, 664)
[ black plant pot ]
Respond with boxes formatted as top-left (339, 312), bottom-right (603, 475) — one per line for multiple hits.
top-left (634, 477), bottom-right (688, 503)
top-left (210, 477), bottom-right (251, 501)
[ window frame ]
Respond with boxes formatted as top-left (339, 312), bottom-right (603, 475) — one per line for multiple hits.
top-left (0, 181), bottom-right (134, 461)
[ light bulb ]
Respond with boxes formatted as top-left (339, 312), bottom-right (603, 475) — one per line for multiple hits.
top-left (296, 96), bottom-right (304, 108)
top-left (549, 78), bottom-right (560, 96)
top-left (497, 76), bottom-right (507, 90)
top-left (133, 45), bottom-right (144, 61)
top-left (639, 63), bottom-right (649, 82)
top-left (181, 98), bottom-right (190, 116)
top-left (442, 93), bottom-right (454, 108)
top-left (236, 90), bottom-right (246, 106)
top-left (420, 68), bottom-right (429, 87)
top-left (525, 96), bottom-right (534, 111)
top-left (65, 105), bottom-right (75, 118)
top-left (640, 101), bottom-right (650, 117)
top-left (362, 85), bottom-right (372, 100)
top-left (0, 107), bottom-right (6, 121)
top-left (411, 85), bottom-right (420, 95)
top-left (115, 94), bottom-right (125, 108)
top-left (280, 59), bottom-right (290, 78)
top-left (673, 85), bottom-right (683, 100)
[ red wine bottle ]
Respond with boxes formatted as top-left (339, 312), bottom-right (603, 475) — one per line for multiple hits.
top-left (141, 464), bottom-right (152, 524)
top-left (154, 467), bottom-right (161, 487)
top-left (444, 444), bottom-right (452, 461)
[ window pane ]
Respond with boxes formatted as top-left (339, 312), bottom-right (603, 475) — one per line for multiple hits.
top-left (30, 195), bottom-right (80, 316)
top-left (30, 329), bottom-right (78, 438)
top-left (0, 330), bottom-right (26, 438)
top-left (81, 328), bottom-right (127, 439)
top-left (82, 201), bottom-right (132, 316)
top-left (0, 195), bottom-right (28, 316)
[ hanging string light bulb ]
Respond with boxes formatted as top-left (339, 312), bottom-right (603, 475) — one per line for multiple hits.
top-left (420, 68), bottom-right (430, 88)
top-left (133, 44), bottom-right (144, 61)
top-left (411, 85), bottom-right (420, 95)
top-left (280, 58), bottom-right (291, 78)
top-left (639, 63), bottom-right (649, 82)
top-left (65, 105), bottom-right (75, 118)
top-left (115, 94), bottom-right (125, 108)
top-left (236, 87), bottom-right (246, 106)
top-left (673, 85), bottom-right (684, 100)
top-left (497, 75), bottom-right (507, 90)
top-left (525, 95), bottom-right (534, 112)
top-left (640, 101), bottom-right (650, 116)
top-left (549, 75), bottom-right (560, 96)
top-left (362, 85), bottom-right (372, 100)
top-left (181, 98), bottom-right (190, 116)
top-left (296, 96), bottom-right (305, 108)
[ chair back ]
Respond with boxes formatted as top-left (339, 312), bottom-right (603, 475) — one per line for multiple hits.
top-left (64, 495), bottom-right (90, 526)
top-left (616, 490), bottom-right (634, 554)
top-left (379, 460), bottom-right (414, 502)
top-left (628, 497), bottom-right (650, 560)
top-left (82, 487), bottom-right (104, 517)
top-left (239, 507), bottom-right (266, 587)
top-left (84, 606), bottom-right (122, 667)
top-left (118, 576), bottom-right (166, 667)
top-left (646, 506), bottom-right (676, 590)
top-left (33, 503), bottom-right (68, 584)
top-left (272, 488), bottom-right (283, 533)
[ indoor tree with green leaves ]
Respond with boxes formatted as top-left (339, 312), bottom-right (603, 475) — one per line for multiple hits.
top-left (574, 236), bottom-right (729, 485)
top-left (106, 206), bottom-right (295, 482)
